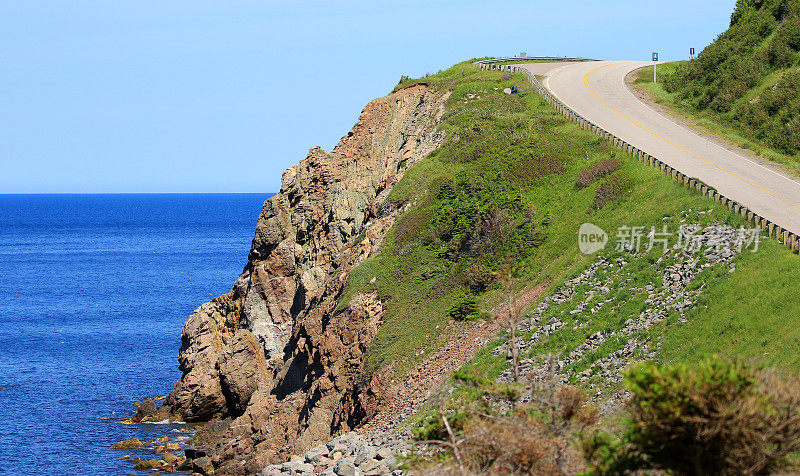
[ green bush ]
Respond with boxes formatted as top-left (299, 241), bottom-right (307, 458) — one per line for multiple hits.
top-left (664, 0), bottom-right (800, 153)
top-left (411, 409), bottom-right (470, 441)
top-left (584, 357), bottom-right (800, 475)
top-left (448, 294), bottom-right (482, 321)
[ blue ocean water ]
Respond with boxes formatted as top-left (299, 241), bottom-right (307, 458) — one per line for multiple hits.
top-left (0, 194), bottom-right (269, 475)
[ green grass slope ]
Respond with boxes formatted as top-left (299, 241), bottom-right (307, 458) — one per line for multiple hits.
top-left (659, 240), bottom-right (800, 368)
top-left (337, 61), bottom-right (800, 384)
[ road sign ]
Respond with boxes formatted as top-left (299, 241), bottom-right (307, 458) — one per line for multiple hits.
top-left (652, 52), bottom-right (659, 83)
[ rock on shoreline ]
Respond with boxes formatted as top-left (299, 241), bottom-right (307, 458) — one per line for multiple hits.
top-left (259, 431), bottom-right (409, 476)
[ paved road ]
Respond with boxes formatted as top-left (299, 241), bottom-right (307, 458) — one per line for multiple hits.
top-left (519, 60), bottom-right (800, 235)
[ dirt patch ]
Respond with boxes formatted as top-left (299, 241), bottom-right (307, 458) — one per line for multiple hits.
top-left (357, 283), bottom-right (547, 434)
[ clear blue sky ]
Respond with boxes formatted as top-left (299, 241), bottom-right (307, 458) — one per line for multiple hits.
top-left (0, 1), bottom-right (735, 193)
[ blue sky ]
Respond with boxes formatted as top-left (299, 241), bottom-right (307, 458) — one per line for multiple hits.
top-left (0, 1), bottom-right (735, 193)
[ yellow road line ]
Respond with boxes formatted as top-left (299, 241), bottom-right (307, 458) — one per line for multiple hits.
top-left (582, 62), bottom-right (800, 211)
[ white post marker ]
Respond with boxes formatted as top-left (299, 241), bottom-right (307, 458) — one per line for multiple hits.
top-left (652, 52), bottom-right (658, 83)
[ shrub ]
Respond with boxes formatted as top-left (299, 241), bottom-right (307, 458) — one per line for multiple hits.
top-left (464, 263), bottom-right (495, 293)
top-left (509, 152), bottom-right (568, 186)
top-left (592, 171), bottom-right (633, 210)
top-left (767, 34), bottom-right (796, 67)
top-left (414, 384), bottom-right (598, 475)
top-left (448, 294), bottom-right (482, 321)
top-left (576, 159), bottom-right (622, 189)
top-left (456, 418), bottom-right (563, 475)
top-left (412, 410), bottom-right (471, 442)
top-left (584, 356), bottom-right (800, 475)
top-left (776, 15), bottom-right (800, 50)
top-left (447, 208), bottom-right (507, 261)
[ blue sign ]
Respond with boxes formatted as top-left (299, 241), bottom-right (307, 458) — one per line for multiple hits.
top-left (652, 52), bottom-right (659, 61)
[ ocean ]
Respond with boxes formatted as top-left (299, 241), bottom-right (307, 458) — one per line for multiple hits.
top-left (0, 193), bottom-right (269, 474)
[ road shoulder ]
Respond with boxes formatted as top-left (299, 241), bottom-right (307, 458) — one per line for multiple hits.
top-left (624, 68), bottom-right (800, 185)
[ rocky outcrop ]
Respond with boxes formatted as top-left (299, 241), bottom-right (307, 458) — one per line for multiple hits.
top-left (163, 83), bottom-right (450, 473)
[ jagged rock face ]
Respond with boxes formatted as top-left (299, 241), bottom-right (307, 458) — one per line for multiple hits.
top-left (164, 84), bottom-right (450, 471)
top-left (167, 295), bottom-right (241, 421)
top-left (218, 329), bottom-right (269, 416)
top-left (209, 290), bottom-right (385, 474)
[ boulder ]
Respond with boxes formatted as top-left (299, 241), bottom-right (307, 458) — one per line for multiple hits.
top-left (110, 438), bottom-right (143, 450)
top-left (133, 399), bottom-right (158, 422)
top-left (354, 445), bottom-right (376, 465)
top-left (258, 466), bottom-right (282, 476)
top-left (177, 457), bottom-right (193, 471)
top-left (192, 456), bottom-right (215, 474)
top-left (333, 460), bottom-right (359, 476)
top-left (133, 459), bottom-right (162, 471)
top-left (375, 448), bottom-right (392, 460)
top-left (365, 465), bottom-right (391, 476)
top-left (306, 444), bottom-right (330, 463)
top-left (382, 455), bottom-right (399, 470)
top-left (359, 459), bottom-right (380, 472)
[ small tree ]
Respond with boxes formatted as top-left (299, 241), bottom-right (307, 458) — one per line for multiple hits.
top-left (496, 271), bottom-right (521, 382)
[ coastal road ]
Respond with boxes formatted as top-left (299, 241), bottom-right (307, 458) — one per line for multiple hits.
top-left (519, 60), bottom-right (800, 235)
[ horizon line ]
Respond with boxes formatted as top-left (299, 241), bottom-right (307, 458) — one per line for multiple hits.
top-left (0, 191), bottom-right (276, 195)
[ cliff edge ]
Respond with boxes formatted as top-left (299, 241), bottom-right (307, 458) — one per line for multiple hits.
top-left (163, 83), bottom-right (450, 474)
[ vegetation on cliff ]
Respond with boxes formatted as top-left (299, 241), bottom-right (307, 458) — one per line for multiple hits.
top-left (349, 62), bottom-right (800, 473)
top-left (341, 61), bottom-right (800, 382)
top-left (409, 357), bottom-right (800, 475)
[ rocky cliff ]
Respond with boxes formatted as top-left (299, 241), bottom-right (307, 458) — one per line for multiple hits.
top-left (163, 83), bottom-right (450, 474)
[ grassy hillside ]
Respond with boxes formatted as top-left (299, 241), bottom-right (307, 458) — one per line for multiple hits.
top-left (337, 61), bottom-right (800, 383)
top-left (661, 0), bottom-right (800, 157)
top-left (337, 59), bottom-right (800, 474)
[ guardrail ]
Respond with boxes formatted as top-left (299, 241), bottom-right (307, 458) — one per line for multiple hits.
top-left (474, 61), bottom-right (800, 253)
top-left (476, 56), bottom-right (599, 66)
